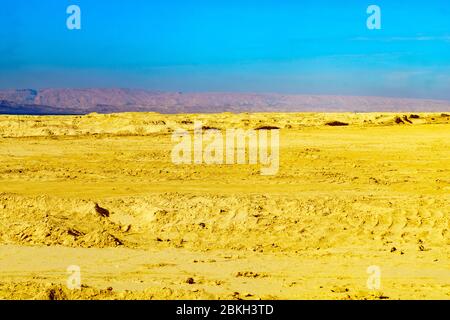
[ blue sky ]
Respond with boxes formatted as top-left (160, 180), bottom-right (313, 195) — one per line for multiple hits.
top-left (0, 0), bottom-right (449, 99)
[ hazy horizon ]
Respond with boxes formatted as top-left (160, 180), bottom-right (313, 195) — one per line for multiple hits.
top-left (2, 88), bottom-right (450, 115)
top-left (2, 87), bottom-right (450, 102)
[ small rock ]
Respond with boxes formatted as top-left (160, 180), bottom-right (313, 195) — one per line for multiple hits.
top-left (94, 203), bottom-right (110, 218)
top-left (121, 224), bottom-right (131, 232)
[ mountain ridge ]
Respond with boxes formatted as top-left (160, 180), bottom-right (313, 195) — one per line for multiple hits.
top-left (1, 88), bottom-right (449, 114)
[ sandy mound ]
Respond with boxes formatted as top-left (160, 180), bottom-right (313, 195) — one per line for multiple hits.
top-left (0, 112), bottom-right (448, 138)
top-left (0, 194), bottom-right (126, 248)
top-left (1, 193), bottom-right (448, 254)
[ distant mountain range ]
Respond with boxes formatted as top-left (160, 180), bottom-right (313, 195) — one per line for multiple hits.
top-left (1, 89), bottom-right (449, 115)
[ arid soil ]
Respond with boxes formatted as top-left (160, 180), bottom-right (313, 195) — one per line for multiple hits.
top-left (0, 112), bottom-right (449, 300)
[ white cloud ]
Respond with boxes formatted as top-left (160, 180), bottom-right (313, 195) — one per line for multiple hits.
top-left (352, 35), bottom-right (450, 42)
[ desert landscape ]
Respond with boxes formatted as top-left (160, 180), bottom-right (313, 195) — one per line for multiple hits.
top-left (0, 111), bottom-right (449, 300)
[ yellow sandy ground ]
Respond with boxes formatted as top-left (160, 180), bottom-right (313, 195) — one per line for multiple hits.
top-left (0, 112), bottom-right (449, 300)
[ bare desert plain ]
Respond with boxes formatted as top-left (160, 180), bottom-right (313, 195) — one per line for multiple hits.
top-left (0, 111), bottom-right (449, 300)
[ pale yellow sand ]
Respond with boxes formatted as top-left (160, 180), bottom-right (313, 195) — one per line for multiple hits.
top-left (0, 112), bottom-right (449, 299)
